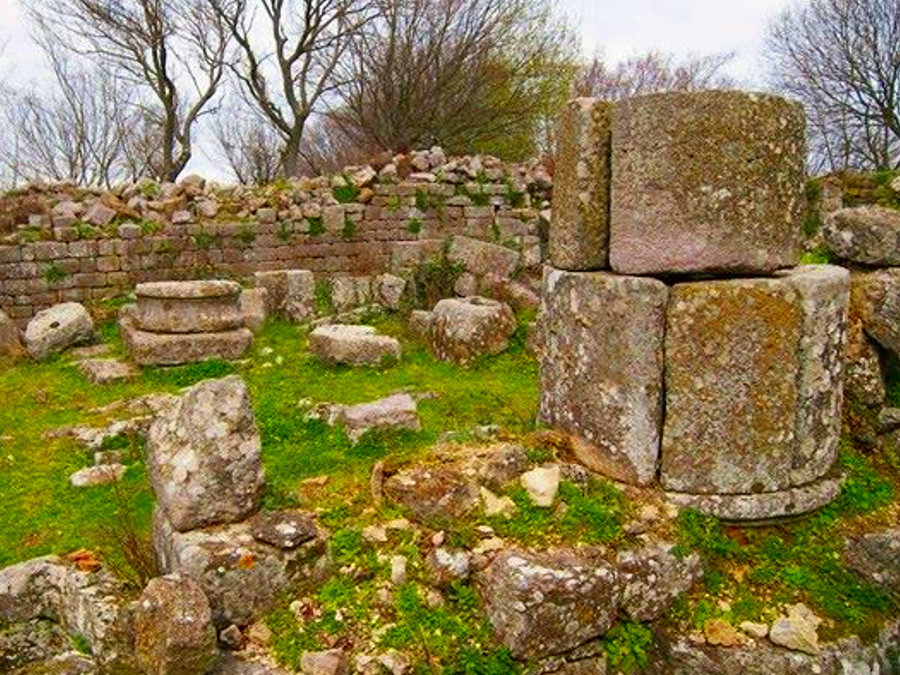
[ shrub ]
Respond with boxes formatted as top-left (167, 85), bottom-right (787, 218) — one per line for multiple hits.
top-left (332, 183), bottom-right (359, 204)
top-left (307, 216), bottom-right (325, 236)
top-left (341, 217), bottom-right (357, 239)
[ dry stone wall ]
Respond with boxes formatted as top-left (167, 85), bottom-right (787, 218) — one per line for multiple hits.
top-left (540, 90), bottom-right (850, 521)
top-left (0, 150), bottom-right (550, 324)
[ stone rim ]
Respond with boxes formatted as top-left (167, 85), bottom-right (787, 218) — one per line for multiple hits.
top-left (135, 280), bottom-right (242, 299)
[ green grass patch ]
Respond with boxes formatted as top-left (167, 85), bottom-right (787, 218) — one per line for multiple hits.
top-left (332, 183), bottom-right (360, 204)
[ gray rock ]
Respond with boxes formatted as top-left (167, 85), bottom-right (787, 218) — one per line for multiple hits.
top-left (120, 313), bottom-right (253, 366)
top-left (520, 465), bottom-right (560, 507)
top-left (426, 548), bottom-right (471, 588)
top-left (0, 309), bottom-right (22, 356)
top-left (538, 268), bottom-right (667, 486)
top-left (429, 297), bottom-right (516, 365)
top-left (851, 268), bottom-right (900, 359)
top-left (335, 393), bottom-right (420, 442)
top-left (476, 547), bottom-right (619, 659)
top-left (407, 310), bottom-right (433, 342)
top-left (249, 510), bottom-right (318, 550)
top-left (134, 574), bottom-right (218, 675)
top-left (300, 649), bottom-right (348, 675)
top-left (77, 358), bottom-right (138, 384)
top-left (254, 270), bottom-right (316, 322)
top-left (769, 603), bottom-right (822, 655)
top-left (610, 90), bottom-right (803, 275)
top-left (383, 466), bottom-right (479, 522)
top-left (550, 98), bottom-right (611, 271)
top-left (240, 288), bottom-right (268, 332)
top-left (374, 274), bottom-right (406, 311)
top-left (878, 408), bottom-right (900, 432)
top-left (459, 443), bottom-right (529, 490)
top-left (84, 201), bottom-right (116, 227)
top-left (844, 319), bottom-right (885, 407)
top-left (24, 303), bottom-right (94, 360)
top-left (146, 376), bottom-right (265, 532)
top-left (616, 542), bottom-right (703, 621)
top-left (69, 463), bottom-right (126, 488)
top-left (135, 280), bottom-right (245, 334)
top-left (308, 325), bottom-right (401, 366)
top-left (823, 205), bottom-right (900, 265)
top-left (843, 528), bottom-right (900, 592)
top-left (447, 236), bottom-right (520, 278)
top-left (0, 619), bottom-right (67, 672)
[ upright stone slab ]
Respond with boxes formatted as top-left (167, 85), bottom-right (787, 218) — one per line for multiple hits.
top-left (135, 280), bottom-right (245, 333)
top-left (549, 98), bottom-right (611, 270)
top-left (609, 90), bottom-right (804, 275)
top-left (850, 269), bottom-right (900, 358)
top-left (538, 268), bottom-right (667, 485)
top-left (254, 269), bottom-right (315, 322)
top-left (661, 265), bottom-right (848, 497)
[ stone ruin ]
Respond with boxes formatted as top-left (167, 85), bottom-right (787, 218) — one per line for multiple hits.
top-left (540, 90), bottom-right (850, 521)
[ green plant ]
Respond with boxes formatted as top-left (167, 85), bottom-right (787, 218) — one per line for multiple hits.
top-left (192, 229), bottom-right (219, 250)
top-left (505, 182), bottom-right (526, 208)
top-left (70, 633), bottom-right (91, 655)
top-left (332, 182), bottom-right (359, 204)
top-left (74, 221), bottom-right (101, 240)
top-left (307, 216), bottom-right (325, 236)
top-left (341, 217), bottom-right (356, 239)
top-left (386, 195), bottom-right (403, 212)
top-left (603, 622), bottom-right (653, 673)
top-left (314, 279), bottom-right (334, 315)
top-left (139, 219), bottom-right (161, 236)
top-left (277, 221), bottom-right (293, 242)
top-left (43, 263), bottom-right (68, 285)
top-left (238, 224), bottom-right (257, 247)
top-left (156, 239), bottom-right (175, 255)
top-left (801, 246), bottom-right (834, 264)
top-left (407, 217), bottom-right (421, 235)
top-left (400, 240), bottom-right (465, 310)
top-left (471, 190), bottom-right (491, 207)
top-left (140, 182), bottom-right (160, 198)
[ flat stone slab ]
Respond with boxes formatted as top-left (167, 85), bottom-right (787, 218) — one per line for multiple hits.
top-left (135, 280), bottom-right (245, 334)
top-left (538, 268), bottom-right (667, 485)
top-left (336, 393), bottom-right (421, 442)
top-left (550, 97), bottom-right (611, 271)
top-left (308, 324), bottom-right (401, 366)
top-left (665, 475), bottom-right (844, 522)
top-left (69, 463), bottom-right (127, 487)
top-left (121, 316), bottom-right (252, 365)
top-left (447, 236), bottom-right (520, 279)
top-left (609, 90), bottom-right (804, 275)
top-left (661, 265), bottom-right (848, 495)
top-left (823, 205), bottom-right (900, 266)
top-left (78, 358), bottom-right (138, 384)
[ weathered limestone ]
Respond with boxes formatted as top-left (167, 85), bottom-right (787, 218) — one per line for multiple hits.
top-left (823, 205), bottom-right (900, 266)
top-left (0, 309), bottom-right (22, 356)
top-left (24, 303), bottom-right (94, 360)
top-left (308, 324), bottom-right (401, 366)
top-left (609, 90), bottom-right (804, 275)
top-left (121, 316), bottom-right (254, 366)
top-left (447, 236), bottom-right (520, 279)
top-left (850, 268), bottom-right (900, 358)
top-left (134, 280), bottom-right (245, 334)
top-left (146, 376), bottom-right (265, 532)
top-left (254, 269), bottom-right (316, 322)
top-left (661, 266), bottom-right (848, 495)
top-left (240, 287), bottom-right (268, 332)
top-left (549, 98), bottom-right (612, 270)
top-left (334, 393), bottom-right (420, 442)
top-left (428, 296), bottom-right (517, 365)
top-left (844, 319), bottom-right (885, 406)
top-left (617, 543), bottom-right (703, 622)
top-left (538, 268), bottom-right (667, 485)
top-left (843, 527), bottom-right (900, 593)
top-left (382, 466), bottom-right (480, 522)
top-left (77, 358), bottom-right (138, 384)
top-left (134, 575), bottom-right (218, 675)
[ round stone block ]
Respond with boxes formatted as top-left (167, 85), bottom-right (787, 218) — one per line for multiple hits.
top-left (610, 90), bottom-right (805, 275)
top-left (135, 280), bottom-right (244, 333)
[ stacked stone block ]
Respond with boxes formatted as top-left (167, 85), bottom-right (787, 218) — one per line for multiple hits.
top-left (540, 90), bottom-right (849, 520)
top-left (121, 280), bottom-right (253, 365)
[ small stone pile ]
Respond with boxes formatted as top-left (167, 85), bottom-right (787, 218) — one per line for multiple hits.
top-left (121, 280), bottom-right (253, 365)
top-left (540, 91), bottom-right (850, 521)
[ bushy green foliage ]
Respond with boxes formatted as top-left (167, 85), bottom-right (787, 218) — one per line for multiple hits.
top-left (341, 217), bottom-right (356, 239)
top-left (277, 221), bottom-right (293, 242)
top-left (407, 217), bottom-right (422, 235)
top-left (43, 263), bottom-right (68, 285)
top-left (192, 229), bottom-right (219, 250)
top-left (237, 224), bottom-right (257, 246)
top-left (307, 216), bottom-right (325, 236)
top-left (401, 241), bottom-right (465, 311)
top-left (313, 279), bottom-right (334, 316)
top-left (801, 246), bottom-right (835, 264)
top-left (332, 183), bottom-right (360, 204)
top-left (603, 622), bottom-right (653, 673)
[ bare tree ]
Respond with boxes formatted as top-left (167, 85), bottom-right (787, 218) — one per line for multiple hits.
top-left (212, 101), bottom-right (284, 184)
top-left (208, 0), bottom-right (375, 177)
top-left (28, 0), bottom-right (231, 181)
top-left (332, 0), bottom-right (577, 159)
top-left (575, 51), bottom-right (735, 100)
top-left (766, 0), bottom-right (900, 171)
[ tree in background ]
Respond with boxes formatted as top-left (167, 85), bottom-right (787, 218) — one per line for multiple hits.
top-left (766, 0), bottom-right (900, 172)
top-left (208, 0), bottom-right (375, 177)
top-left (28, 0), bottom-right (231, 182)
top-left (332, 0), bottom-right (578, 161)
top-left (212, 101), bottom-right (284, 184)
top-left (575, 51), bottom-right (734, 100)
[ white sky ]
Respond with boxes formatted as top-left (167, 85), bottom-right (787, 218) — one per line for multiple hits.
top-left (0, 0), bottom-right (794, 178)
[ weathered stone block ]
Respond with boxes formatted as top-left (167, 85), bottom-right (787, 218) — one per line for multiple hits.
top-left (823, 206), bottom-right (900, 266)
top-left (550, 98), bottom-right (611, 270)
top-left (336, 393), bottom-right (420, 442)
top-left (254, 269), bottom-right (315, 322)
top-left (447, 236), bottom-right (520, 278)
top-left (24, 302), bottom-right (94, 360)
top-left (661, 265), bottom-right (848, 494)
top-left (0, 309), bottom-right (23, 356)
top-left (308, 324), bottom-right (401, 366)
top-left (610, 90), bottom-right (804, 275)
top-left (429, 296), bottom-right (516, 365)
top-left (135, 280), bottom-right (245, 334)
top-left (850, 268), bottom-right (900, 359)
top-left (538, 268), bottom-right (667, 485)
top-left (146, 376), bottom-right (265, 531)
top-left (121, 316), bottom-right (253, 366)
top-left (240, 287), bottom-right (268, 332)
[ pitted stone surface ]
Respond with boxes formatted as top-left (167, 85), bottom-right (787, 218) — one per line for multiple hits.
top-left (121, 315), bottom-right (253, 366)
top-left (24, 303), bottom-right (93, 360)
top-left (617, 543), bottom-right (703, 621)
top-left (661, 266), bottom-right (848, 495)
top-left (550, 98), bottom-right (611, 270)
top-left (383, 466), bottom-right (479, 522)
top-left (823, 206), bottom-right (900, 265)
top-left (850, 268), bottom-right (900, 359)
top-left (254, 270), bottom-right (316, 322)
top-left (476, 547), bottom-right (619, 659)
top-left (609, 90), bottom-right (804, 275)
top-left (844, 319), bottom-right (885, 406)
top-left (135, 280), bottom-right (244, 334)
top-left (538, 268), bottom-right (667, 485)
top-left (447, 236), bottom-right (520, 279)
top-left (429, 297), bottom-right (516, 365)
top-left (308, 324), bottom-right (401, 366)
top-left (146, 376), bottom-right (265, 532)
top-left (249, 510), bottom-right (318, 550)
top-left (336, 393), bottom-right (420, 442)
top-left (241, 287), bottom-right (268, 332)
top-left (0, 309), bottom-right (22, 356)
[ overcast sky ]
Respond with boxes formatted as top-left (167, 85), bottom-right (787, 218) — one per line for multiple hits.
top-left (0, 0), bottom-right (794, 178)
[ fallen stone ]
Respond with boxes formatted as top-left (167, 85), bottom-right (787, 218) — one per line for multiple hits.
top-left (121, 313), bottom-right (253, 366)
top-left (0, 309), bottom-right (22, 356)
top-left (390, 555), bottom-right (407, 585)
top-left (24, 303), bottom-right (94, 360)
top-left (0, 618), bottom-right (68, 672)
top-left (769, 603), bottom-right (822, 655)
top-left (610, 90), bottom-right (804, 275)
top-left (254, 270), bottom-right (316, 322)
top-left (426, 547), bottom-right (471, 588)
top-left (300, 649), bottom-right (349, 675)
top-left (308, 324), bottom-right (401, 366)
top-left (823, 205), bottom-right (900, 265)
top-left (878, 408), bottom-right (900, 432)
top-left (374, 274), bottom-right (406, 311)
top-left (77, 358), bottom-right (138, 384)
top-left (134, 280), bottom-right (245, 334)
top-left (842, 528), bottom-right (900, 592)
top-left (249, 510), bottom-right (318, 550)
top-left (480, 487), bottom-right (518, 519)
top-left (69, 463), bottom-right (126, 488)
top-left (459, 444), bottom-right (529, 490)
top-left (241, 287), bottom-right (268, 332)
top-left (844, 319), bottom-right (885, 407)
top-left (146, 376), bottom-right (265, 531)
top-left (407, 310), bottom-right (433, 342)
top-left (429, 296), bottom-right (516, 365)
top-left (617, 542), bottom-right (703, 621)
top-left (740, 621), bottom-right (769, 639)
top-left (69, 343), bottom-right (112, 360)
top-left (550, 98), bottom-right (611, 270)
top-left (447, 236), bottom-right (520, 278)
top-left (84, 201), bottom-right (116, 227)
top-left (134, 574), bottom-right (218, 675)
top-left (519, 465), bottom-right (560, 507)
top-left (539, 268), bottom-right (667, 485)
top-left (383, 466), bottom-right (479, 522)
top-left (477, 547), bottom-right (619, 659)
top-left (335, 393), bottom-right (420, 442)
top-left (704, 618), bottom-right (748, 647)
top-left (851, 268), bottom-right (900, 359)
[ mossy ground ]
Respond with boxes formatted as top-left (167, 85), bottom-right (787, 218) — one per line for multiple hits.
top-left (1, 311), bottom-right (899, 672)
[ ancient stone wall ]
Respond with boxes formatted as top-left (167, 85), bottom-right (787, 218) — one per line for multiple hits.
top-left (0, 151), bottom-right (550, 324)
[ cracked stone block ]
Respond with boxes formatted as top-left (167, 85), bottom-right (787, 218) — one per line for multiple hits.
top-left (538, 267), bottom-right (667, 485)
top-left (121, 313), bottom-right (253, 366)
top-left (661, 266), bottom-right (849, 496)
top-left (610, 90), bottom-right (804, 275)
top-left (134, 280), bottom-right (245, 334)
